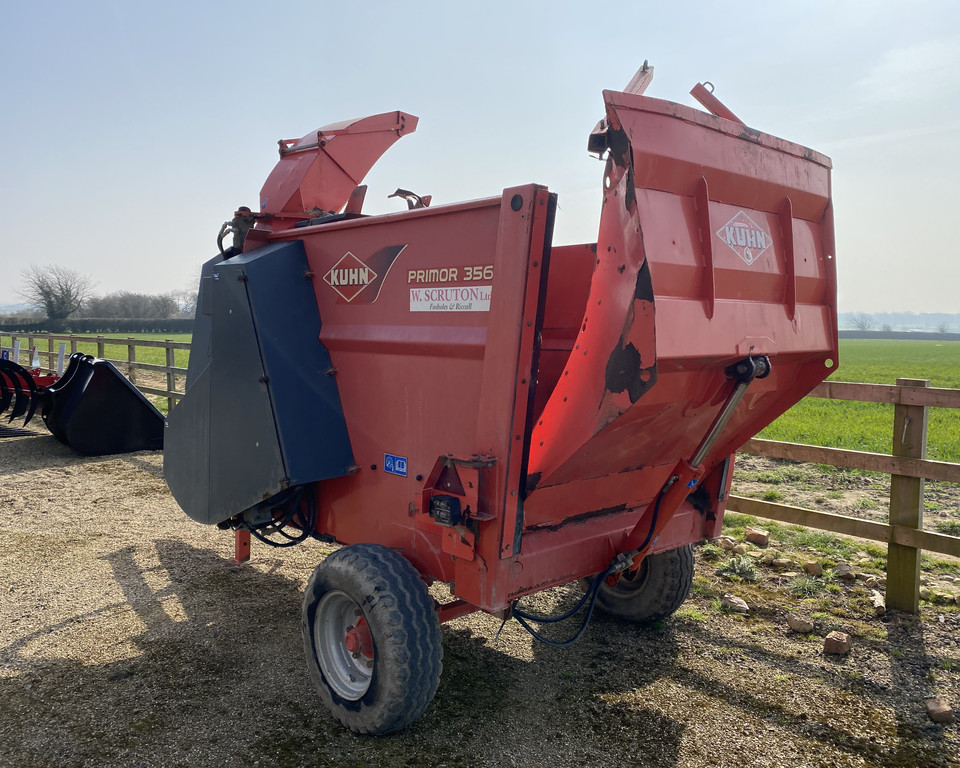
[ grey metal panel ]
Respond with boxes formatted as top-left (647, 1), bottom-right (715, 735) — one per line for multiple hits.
top-left (163, 365), bottom-right (211, 522)
top-left (164, 240), bottom-right (354, 525)
top-left (208, 260), bottom-right (288, 520)
top-left (232, 243), bottom-right (354, 486)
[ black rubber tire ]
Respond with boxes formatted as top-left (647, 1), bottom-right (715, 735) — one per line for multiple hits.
top-left (592, 544), bottom-right (695, 622)
top-left (301, 543), bottom-right (443, 734)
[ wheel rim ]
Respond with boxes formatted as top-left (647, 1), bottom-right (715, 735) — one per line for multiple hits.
top-left (314, 590), bottom-right (375, 700)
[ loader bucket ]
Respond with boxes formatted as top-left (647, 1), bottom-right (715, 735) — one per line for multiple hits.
top-left (0, 359), bottom-right (40, 425)
top-left (41, 353), bottom-right (164, 455)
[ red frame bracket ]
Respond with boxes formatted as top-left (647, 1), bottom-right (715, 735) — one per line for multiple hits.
top-left (233, 529), bottom-right (251, 564)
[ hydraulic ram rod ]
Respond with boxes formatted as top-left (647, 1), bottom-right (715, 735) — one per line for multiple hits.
top-left (617, 355), bottom-right (771, 563)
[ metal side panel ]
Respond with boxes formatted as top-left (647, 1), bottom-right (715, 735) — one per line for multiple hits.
top-left (163, 365), bottom-right (212, 522)
top-left (207, 258), bottom-right (288, 521)
top-left (237, 241), bottom-right (355, 486)
top-left (165, 240), bottom-right (354, 525)
top-left (165, 265), bottom-right (286, 525)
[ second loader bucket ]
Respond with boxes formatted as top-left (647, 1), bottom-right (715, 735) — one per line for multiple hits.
top-left (42, 353), bottom-right (164, 455)
top-left (0, 358), bottom-right (39, 425)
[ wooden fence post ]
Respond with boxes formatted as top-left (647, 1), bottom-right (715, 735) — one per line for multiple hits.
top-left (165, 341), bottom-right (176, 413)
top-left (127, 338), bottom-right (138, 384)
top-left (885, 378), bottom-right (930, 613)
top-left (96, 335), bottom-right (104, 358)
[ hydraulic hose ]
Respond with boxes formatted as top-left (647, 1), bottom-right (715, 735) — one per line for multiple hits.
top-left (510, 487), bottom-right (666, 646)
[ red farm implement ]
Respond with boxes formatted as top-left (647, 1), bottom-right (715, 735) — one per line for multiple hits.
top-left (165, 64), bottom-right (837, 734)
top-left (0, 357), bottom-right (49, 431)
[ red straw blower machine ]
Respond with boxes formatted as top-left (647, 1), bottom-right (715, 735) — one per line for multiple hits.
top-left (165, 63), bottom-right (838, 734)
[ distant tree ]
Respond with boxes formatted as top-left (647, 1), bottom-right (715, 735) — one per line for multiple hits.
top-left (153, 293), bottom-right (178, 319)
top-left (167, 288), bottom-right (198, 317)
top-left (80, 291), bottom-right (177, 319)
top-left (18, 265), bottom-right (96, 327)
top-left (937, 321), bottom-right (951, 335)
top-left (851, 312), bottom-right (875, 331)
top-left (882, 324), bottom-right (892, 332)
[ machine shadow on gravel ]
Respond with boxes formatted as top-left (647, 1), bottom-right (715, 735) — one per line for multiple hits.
top-left (0, 537), bottom-right (680, 768)
top-left (0, 539), bottom-right (311, 767)
top-left (513, 601), bottom-right (685, 768)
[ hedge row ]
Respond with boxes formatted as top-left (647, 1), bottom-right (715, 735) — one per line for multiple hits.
top-left (838, 330), bottom-right (960, 342)
top-left (0, 318), bottom-right (195, 334)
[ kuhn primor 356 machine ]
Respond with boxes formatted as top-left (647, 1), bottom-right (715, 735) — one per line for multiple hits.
top-left (165, 63), bottom-right (838, 734)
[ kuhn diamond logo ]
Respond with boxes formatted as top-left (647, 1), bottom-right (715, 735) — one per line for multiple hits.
top-left (717, 211), bottom-right (772, 265)
top-left (324, 252), bottom-right (378, 302)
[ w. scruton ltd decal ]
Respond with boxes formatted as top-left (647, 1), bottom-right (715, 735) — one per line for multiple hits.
top-left (323, 245), bottom-right (406, 303)
top-left (410, 285), bottom-right (492, 312)
top-left (717, 211), bottom-right (772, 266)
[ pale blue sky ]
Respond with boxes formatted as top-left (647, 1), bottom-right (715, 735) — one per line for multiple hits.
top-left (2, 1), bottom-right (958, 313)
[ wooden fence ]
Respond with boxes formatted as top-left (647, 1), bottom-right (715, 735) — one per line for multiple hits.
top-left (4, 333), bottom-right (959, 612)
top-left (1, 333), bottom-right (189, 412)
top-left (730, 378), bottom-right (960, 613)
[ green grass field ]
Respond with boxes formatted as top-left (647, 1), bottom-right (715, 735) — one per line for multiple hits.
top-left (759, 339), bottom-right (960, 463)
top-left (3, 333), bottom-right (958, 462)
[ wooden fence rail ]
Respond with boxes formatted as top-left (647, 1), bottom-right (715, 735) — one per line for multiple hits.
top-left (3, 334), bottom-right (958, 612)
top-left (732, 377), bottom-right (960, 613)
top-left (0, 333), bottom-right (189, 413)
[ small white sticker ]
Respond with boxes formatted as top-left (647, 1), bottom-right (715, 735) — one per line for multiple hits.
top-left (409, 286), bottom-right (492, 312)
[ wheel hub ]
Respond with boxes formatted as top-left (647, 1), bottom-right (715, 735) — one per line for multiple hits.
top-left (344, 618), bottom-right (373, 657)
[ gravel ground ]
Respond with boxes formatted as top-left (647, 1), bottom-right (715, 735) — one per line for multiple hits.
top-left (1, 427), bottom-right (958, 768)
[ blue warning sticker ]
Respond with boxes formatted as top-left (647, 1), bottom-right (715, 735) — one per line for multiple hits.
top-left (384, 453), bottom-right (408, 477)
